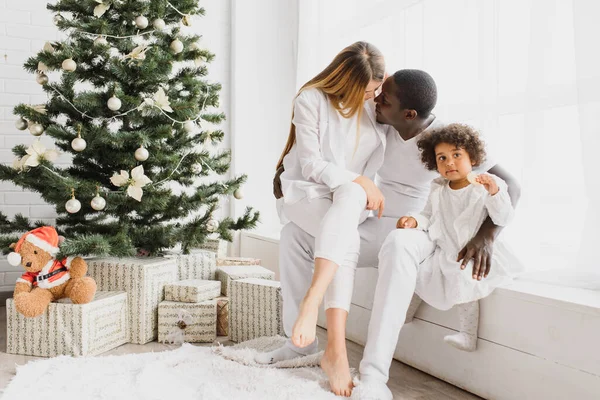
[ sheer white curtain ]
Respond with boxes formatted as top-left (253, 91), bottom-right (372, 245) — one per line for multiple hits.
top-left (296, 0), bottom-right (600, 272)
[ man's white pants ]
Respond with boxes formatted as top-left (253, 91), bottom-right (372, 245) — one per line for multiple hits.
top-left (359, 229), bottom-right (435, 383)
top-left (281, 182), bottom-right (369, 312)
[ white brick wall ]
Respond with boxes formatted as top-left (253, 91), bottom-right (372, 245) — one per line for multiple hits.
top-left (0, 0), bottom-right (232, 292)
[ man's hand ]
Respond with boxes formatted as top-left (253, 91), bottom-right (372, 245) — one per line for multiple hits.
top-left (396, 216), bottom-right (417, 229)
top-left (353, 176), bottom-right (385, 218)
top-left (457, 233), bottom-right (494, 280)
top-left (273, 165), bottom-right (284, 199)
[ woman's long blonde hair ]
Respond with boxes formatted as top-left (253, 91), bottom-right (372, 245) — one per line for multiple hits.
top-left (276, 41), bottom-right (385, 170)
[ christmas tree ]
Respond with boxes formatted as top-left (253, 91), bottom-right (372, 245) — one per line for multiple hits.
top-left (0, 0), bottom-right (258, 257)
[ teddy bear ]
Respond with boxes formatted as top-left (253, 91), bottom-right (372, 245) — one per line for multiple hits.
top-left (7, 226), bottom-right (97, 318)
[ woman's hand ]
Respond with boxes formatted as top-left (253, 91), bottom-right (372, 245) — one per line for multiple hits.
top-left (353, 176), bottom-right (385, 218)
top-left (397, 216), bottom-right (417, 229)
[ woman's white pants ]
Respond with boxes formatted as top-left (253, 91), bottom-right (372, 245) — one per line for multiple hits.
top-left (281, 182), bottom-right (368, 313)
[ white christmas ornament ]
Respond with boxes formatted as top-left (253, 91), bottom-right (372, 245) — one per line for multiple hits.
top-left (145, 88), bottom-right (173, 112)
top-left (192, 163), bottom-right (202, 174)
top-left (110, 165), bottom-right (152, 202)
top-left (37, 62), bottom-right (48, 72)
top-left (189, 42), bottom-right (201, 51)
top-left (234, 188), bottom-right (244, 200)
top-left (170, 39), bottom-right (184, 54)
top-left (124, 44), bottom-right (150, 63)
top-left (24, 139), bottom-right (59, 167)
top-left (15, 118), bottom-right (27, 130)
top-left (53, 14), bottom-right (64, 25)
top-left (71, 137), bottom-right (87, 152)
top-left (94, 1), bottom-right (110, 17)
top-left (206, 219), bottom-right (218, 232)
top-left (36, 73), bottom-right (49, 85)
top-left (94, 36), bottom-right (108, 46)
top-left (135, 146), bottom-right (149, 161)
top-left (29, 104), bottom-right (47, 115)
top-left (12, 155), bottom-right (30, 172)
top-left (153, 18), bottom-right (166, 30)
top-left (62, 58), bottom-right (77, 72)
top-left (91, 194), bottom-right (106, 211)
top-left (183, 120), bottom-right (195, 132)
top-left (107, 95), bottom-right (122, 111)
top-left (66, 197), bottom-right (81, 214)
top-left (43, 42), bottom-right (55, 54)
top-left (29, 123), bottom-right (44, 136)
top-left (135, 15), bottom-right (148, 29)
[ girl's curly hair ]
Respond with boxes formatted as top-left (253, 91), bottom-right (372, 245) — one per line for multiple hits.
top-left (417, 123), bottom-right (486, 171)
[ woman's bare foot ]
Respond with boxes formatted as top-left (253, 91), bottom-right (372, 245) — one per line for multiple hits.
top-left (292, 296), bottom-right (320, 348)
top-left (291, 296), bottom-right (320, 347)
top-left (321, 345), bottom-right (354, 397)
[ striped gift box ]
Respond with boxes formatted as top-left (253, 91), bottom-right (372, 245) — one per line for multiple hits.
top-left (197, 238), bottom-right (228, 258)
top-left (216, 295), bottom-right (229, 336)
top-left (87, 257), bottom-right (178, 344)
top-left (6, 291), bottom-right (129, 357)
top-left (216, 257), bottom-right (261, 267)
top-left (165, 249), bottom-right (217, 281)
top-left (164, 279), bottom-right (221, 303)
top-left (158, 300), bottom-right (217, 343)
top-left (216, 265), bottom-right (275, 296)
top-left (230, 278), bottom-right (283, 343)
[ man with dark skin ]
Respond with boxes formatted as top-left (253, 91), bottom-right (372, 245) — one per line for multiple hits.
top-left (272, 70), bottom-right (520, 399)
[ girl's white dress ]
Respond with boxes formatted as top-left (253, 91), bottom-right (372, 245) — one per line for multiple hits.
top-left (409, 175), bottom-right (525, 310)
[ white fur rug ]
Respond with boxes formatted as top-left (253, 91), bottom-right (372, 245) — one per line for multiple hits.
top-left (2, 336), bottom-right (344, 400)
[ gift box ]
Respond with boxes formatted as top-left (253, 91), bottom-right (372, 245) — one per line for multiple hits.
top-left (198, 238), bottom-right (228, 258)
top-left (87, 257), bottom-right (178, 344)
top-left (165, 249), bottom-right (217, 281)
top-left (164, 279), bottom-right (221, 303)
top-left (216, 257), bottom-right (261, 267)
top-left (216, 265), bottom-right (275, 296)
top-left (216, 295), bottom-right (229, 337)
top-left (6, 291), bottom-right (129, 357)
top-left (230, 278), bottom-right (283, 343)
top-left (158, 300), bottom-right (217, 343)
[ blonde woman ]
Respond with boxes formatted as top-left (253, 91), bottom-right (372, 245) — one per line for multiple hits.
top-left (255, 42), bottom-right (386, 397)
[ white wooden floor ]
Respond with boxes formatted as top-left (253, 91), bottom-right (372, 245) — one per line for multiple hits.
top-left (0, 305), bottom-right (481, 399)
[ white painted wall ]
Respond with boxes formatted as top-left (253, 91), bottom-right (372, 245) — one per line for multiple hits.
top-left (0, 0), bottom-right (232, 292)
top-left (230, 0), bottom-right (298, 236)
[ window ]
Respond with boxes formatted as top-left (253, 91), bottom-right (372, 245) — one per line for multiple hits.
top-left (296, 0), bottom-right (600, 271)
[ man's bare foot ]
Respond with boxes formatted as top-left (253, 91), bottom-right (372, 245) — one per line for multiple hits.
top-left (321, 346), bottom-right (354, 397)
top-left (291, 296), bottom-right (320, 348)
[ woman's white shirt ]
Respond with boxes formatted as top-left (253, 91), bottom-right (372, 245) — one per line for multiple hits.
top-left (280, 88), bottom-right (386, 205)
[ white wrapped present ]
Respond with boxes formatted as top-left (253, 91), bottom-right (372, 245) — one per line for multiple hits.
top-left (198, 238), bottom-right (227, 258)
top-left (158, 300), bottom-right (217, 343)
top-left (164, 279), bottom-right (221, 303)
top-left (216, 265), bottom-right (275, 296)
top-left (165, 249), bottom-right (217, 281)
top-left (6, 291), bottom-right (129, 357)
top-left (216, 257), bottom-right (261, 266)
top-left (216, 295), bottom-right (229, 337)
top-left (87, 257), bottom-right (178, 344)
top-left (230, 278), bottom-right (283, 343)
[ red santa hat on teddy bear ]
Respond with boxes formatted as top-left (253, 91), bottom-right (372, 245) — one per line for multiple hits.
top-left (7, 226), bottom-right (60, 266)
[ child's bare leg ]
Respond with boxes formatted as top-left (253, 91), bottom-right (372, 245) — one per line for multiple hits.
top-left (291, 257), bottom-right (338, 348)
top-left (444, 300), bottom-right (479, 351)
